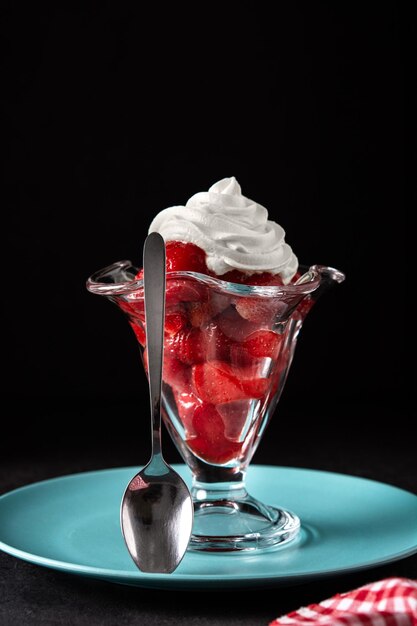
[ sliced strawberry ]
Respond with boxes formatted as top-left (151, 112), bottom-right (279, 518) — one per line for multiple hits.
top-left (165, 278), bottom-right (207, 306)
top-left (187, 301), bottom-right (213, 328)
top-left (235, 296), bottom-right (286, 324)
top-left (229, 330), bottom-right (281, 368)
top-left (187, 403), bottom-right (242, 464)
top-left (216, 400), bottom-right (253, 441)
top-left (118, 293), bottom-right (145, 320)
top-left (269, 364), bottom-right (285, 397)
top-left (241, 330), bottom-right (282, 359)
top-left (219, 269), bottom-right (248, 284)
top-left (218, 270), bottom-right (284, 287)
top-left (165, 241), bottom-right (208, 274)
top-left (143, 347), bottom-right (191, 390)
top-left (174, 390), bottom-right (201, 434)
top-left (129, 321), bottom-right (146, 346)
top-left (242, 376), bottom-right (270, 398)
top-left (164, 309), bottom-right (188, 335)
top-left (166, 327), bottom-right (206, 365)
top-left (296, 295), bottom-right (315, 319)
top-left (217, 306), bottom-right (261, 341)
top-left (142, 346), bottom-right (149, 373)
top-left (163, 355), bottom-right (190, 389)
top-left (192, 361), bottom-right (269, 404)
top-left (187, 292), bottom-right (232, 328)
top-left (166, 323), bottom-right (232, 364)
top-left (188, 436), bottom-right (242, 465)
top-left (229, 343), bottom-right (255, 367)
top-left (209, 291), bottom-right (231, 316)
top-left (242, 272), bottom-right (284, 287)
top-left (118, 298), bottom-right (135, 317)
top-left (135, 268), bottom-right (144, 280)
top-left (192, 361), bottom-right (243, 404)
top-left (203, 323), bottom-right (233, 362)
top-left (191, 403), bottom-right (224, 441)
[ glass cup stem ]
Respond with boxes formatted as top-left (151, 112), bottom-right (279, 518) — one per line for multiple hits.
top-left (190, 472), bottom-right (300, 552)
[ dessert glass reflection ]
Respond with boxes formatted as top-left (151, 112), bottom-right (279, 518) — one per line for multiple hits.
top-left (87, 178), bottom-right (345, 552)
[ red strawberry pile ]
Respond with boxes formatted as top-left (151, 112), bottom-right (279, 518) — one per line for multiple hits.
top-left (121, 242), bottom-right (304, 465)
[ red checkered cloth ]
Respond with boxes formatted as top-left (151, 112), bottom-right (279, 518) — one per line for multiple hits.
top-left (270, 578), bottom-right (417, 626)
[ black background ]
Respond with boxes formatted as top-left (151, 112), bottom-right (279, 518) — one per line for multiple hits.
top-left (0, 5), bottom-right (414, 624)
top-left (2, 3), bottom-right (410, 464)
top-left (1, 2), bottom-right (410, 463)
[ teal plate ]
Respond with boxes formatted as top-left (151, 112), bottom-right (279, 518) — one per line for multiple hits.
top-left (1, 465), bottom-right (417, 590)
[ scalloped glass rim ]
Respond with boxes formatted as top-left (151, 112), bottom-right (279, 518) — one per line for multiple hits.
top-left (86, 260), bottom-right (345, 298)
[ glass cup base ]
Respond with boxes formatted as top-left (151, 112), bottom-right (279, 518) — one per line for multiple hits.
top-left (189, 484), bottom-right (300, 552)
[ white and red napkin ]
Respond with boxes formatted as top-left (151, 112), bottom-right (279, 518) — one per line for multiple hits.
top-left (270, 578), bottom-right (417, 626)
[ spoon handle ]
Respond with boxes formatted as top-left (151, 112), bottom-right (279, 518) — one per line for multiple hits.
top-left (143, 232), bottom-right (166, 458)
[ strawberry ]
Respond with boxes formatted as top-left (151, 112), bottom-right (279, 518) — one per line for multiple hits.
top-left (209, 291), bottom-right (231, 316)
top-left (143, 346), bottom-right (191, 390)
top-left (192, 361), bottom-right (269, 404)
top-left (187, 292), bottom-right (231, 328)
top-left (165, 241), bottom-right (208, 274)
top-left (188, 435), bottom-right (241, 465)
top-left (142, 346), bottom-right (149, 373)
top-left (296, 295), bottom-right (315, 319)
top-left (217, 306), bottom-right (261, 341)
top-left (129, 321), bottom-right (146, 346)
top-left (164, 309), bottom-right (188, 335)
top-left (165, 278), bottom-right (207, 306)
top-left (166, 323), bottom-right (232, 364)
top-left (229, 330), bottom-right (281, 367)
top-left (191, 403), bottom-right (224, 441)
top-left (216, 400), bottom-right (252, 441)
top-left (219, 271), bottom-right (284, 287)
top-left (242, 272), bottom-right (284, 287)
top-left (166, 327), bottom-right (206, 365)
top-left (269, 364), bottom-right (285, 398)
top-left (136, 241), bottom-right (208, 276)
top-left (241, 330), bottom-right (282, 359)
top-left (118, 293), bottom-right (145, 320)
top-left (242, 376), bottom-right (270, 399)
top-left (203, 323), bottom-right (233, 362)
top-left (229, 343), bottom-right (256, 367)
top-left (219, 269), bottom-right (248, 284)
top-left (187, 403), bottom-right (242, 464)
top-left (135, 257), bottom-right (207, 308)
top-left (192, 361), bottom-right (242, 404)
top-left (163, 355), bottom-right (191, 389)
top-left (174, 390), bottom-right (201, 434)
top-left (187, 301), bottom-right (213, 328)
top-left (235, 296), bottom-right (287, 324)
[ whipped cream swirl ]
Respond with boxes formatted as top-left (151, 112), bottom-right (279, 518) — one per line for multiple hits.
top-left (149, 177), bottom-right (298, 283)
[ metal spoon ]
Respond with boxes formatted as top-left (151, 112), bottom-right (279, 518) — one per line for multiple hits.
top-left (120, 232), bottom-right (193, 573)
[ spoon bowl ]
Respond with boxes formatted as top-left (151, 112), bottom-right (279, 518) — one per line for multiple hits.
top-left (121, 461), bottom-right (193, 573)
top-left (120, 232), bottom-right (193, 573)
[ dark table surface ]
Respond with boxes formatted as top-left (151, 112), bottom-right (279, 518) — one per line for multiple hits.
top-left (1, 408), bottom-right (416, 626)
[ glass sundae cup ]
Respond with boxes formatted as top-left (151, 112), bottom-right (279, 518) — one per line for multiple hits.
top-left (87, 261), bottom-right (345, 552)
